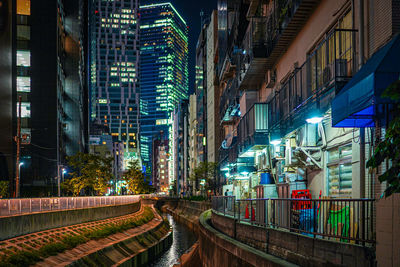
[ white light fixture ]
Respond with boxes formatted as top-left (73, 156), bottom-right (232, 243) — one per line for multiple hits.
top-left (306, 116), bottom-right (323, 124)
top-left (240, 171), bottom-right (249, 176)
top-left (270, 139), bottom-right (281, 145)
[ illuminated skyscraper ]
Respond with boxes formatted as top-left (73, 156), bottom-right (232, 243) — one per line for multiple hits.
top-left (88, 0), bottom-right (140, 166)
top-left (139, 3), bottom-right (189, 174)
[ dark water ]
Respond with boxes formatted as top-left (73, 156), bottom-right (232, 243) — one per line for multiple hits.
top-left (149, 214), bottom-right (197, 267)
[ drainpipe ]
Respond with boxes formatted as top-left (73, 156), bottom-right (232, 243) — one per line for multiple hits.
top-left (358, 0), bottom-right (366, 198)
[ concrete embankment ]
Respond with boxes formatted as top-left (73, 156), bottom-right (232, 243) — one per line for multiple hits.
top-left (35, 205), bottom-right (172, 267)
top-left (198, 210), bottom-right (298, 267)
top-left (162, 200), bottom-right (211, 234)
top-left (0, 202), bottom-right (140, 240)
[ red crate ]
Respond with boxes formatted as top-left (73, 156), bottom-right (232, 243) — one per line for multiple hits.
top-left (291, 189), bottom-right (312, 210)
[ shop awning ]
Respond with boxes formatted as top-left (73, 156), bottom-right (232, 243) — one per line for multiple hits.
top-left (332, 35), bottom-right (400, 127)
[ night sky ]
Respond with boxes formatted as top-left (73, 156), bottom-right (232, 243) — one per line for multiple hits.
top-left (140, 0), bottom-right (217, 94)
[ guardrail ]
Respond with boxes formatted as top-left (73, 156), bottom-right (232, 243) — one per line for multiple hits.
top-left (212, 197), bottom-right (375, 246)
top-left (0, 195), bottom-right (141, 217)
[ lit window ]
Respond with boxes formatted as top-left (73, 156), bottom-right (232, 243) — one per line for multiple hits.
top-left (17, 50), bottom-right (30, 67)
top-left (17, 77), bottom-right (30, 92)
top-left (17, 0), bottom-right (30, 15)
top-left (16, 102), bottom-right (30, 118)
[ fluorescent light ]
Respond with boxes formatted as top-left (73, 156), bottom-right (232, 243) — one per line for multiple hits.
top-left (270, 139), bottom-right (281, 145)
top-left (306, 116), bottom-right (323, 124)
top-left (240, 171), bottom-right (249, 176)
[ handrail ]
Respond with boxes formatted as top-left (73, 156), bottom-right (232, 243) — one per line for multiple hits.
top-left (0, 195), bottom-right (141, 217)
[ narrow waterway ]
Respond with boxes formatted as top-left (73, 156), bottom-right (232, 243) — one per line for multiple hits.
top-left (149, 214), bottom-right (197, 267)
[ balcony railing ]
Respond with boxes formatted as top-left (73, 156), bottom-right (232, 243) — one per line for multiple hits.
top-left (220, 78), bottom-right (240, 123)
top-left (238, 103), bottom-right (269, 154)
top-left (238, 0), bottom-right (320, 90)
top-left (212, 196), bottom-right (375, 246)
top-left (269, 29), bottom-right (357, 131)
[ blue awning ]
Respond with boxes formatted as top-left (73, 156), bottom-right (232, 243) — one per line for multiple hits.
top-left (332, 35), bottom-right (400, 127)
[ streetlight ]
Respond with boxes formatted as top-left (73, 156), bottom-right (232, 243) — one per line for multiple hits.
top-left (18, 162), bottom-right (24, 194)
top-left (62, 168), bottom-right (66, 183)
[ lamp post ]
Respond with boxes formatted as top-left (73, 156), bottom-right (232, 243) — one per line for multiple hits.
top-left (18, 162), bottom-right (24, 196)
top-left (62, 168), bottom-right (66, 183)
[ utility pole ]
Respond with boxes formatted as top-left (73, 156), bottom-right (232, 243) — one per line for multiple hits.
top-left (15, 96), bottom-right (22, 198)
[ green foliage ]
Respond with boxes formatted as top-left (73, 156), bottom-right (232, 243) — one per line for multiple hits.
top-left (182, 195), bottom-right (207, 201)
top-left (62, 152), bottom-right (113, 196)
top-left (124, 161), bottom-right (155, 194)
top-left (367, 80), bottom-right (400, 197)
top-left (0, 181), bottom-right (9, 198)
top-left (0, 207), bottom-right (155, 266)
top-left (189, 162), bottom-right (219, 191)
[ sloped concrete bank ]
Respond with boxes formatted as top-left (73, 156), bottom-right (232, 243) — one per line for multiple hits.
top-left (32, 206), bottom-right (172, 267)
top-left (70, 221), bottom-right (172, 267)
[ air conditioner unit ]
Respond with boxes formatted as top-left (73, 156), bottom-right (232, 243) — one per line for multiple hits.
top-left (335, 59), bottom-right (348, 78)
top-left (296, 124), bottom-right (317, 147)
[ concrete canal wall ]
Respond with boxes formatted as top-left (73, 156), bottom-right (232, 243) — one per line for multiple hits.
top-left (0, 202), bottom-right (140, 240)
top-left (198, 210), bottom-right (297, 267)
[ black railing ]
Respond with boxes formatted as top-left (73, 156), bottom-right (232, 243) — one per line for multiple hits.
top-left (269, 29), bottom-right (357, 130)
top-left (212, 197), bottom-right (375, 246)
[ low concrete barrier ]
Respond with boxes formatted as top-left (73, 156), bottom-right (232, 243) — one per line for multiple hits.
top-left (211, 211), bottom-right (375, 266)
top-left (0, 201), bottom-right (140, 240)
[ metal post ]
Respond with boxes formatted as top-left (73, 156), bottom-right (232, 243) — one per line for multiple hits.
top-left (15, 96), bottom-right (22, 198)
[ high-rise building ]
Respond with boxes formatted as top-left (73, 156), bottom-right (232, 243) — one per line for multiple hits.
top-left (172, 99), bottom-right (189, 196)
top-left (139, 3), bottom-right (189, 175)
top-left (151, 132), bottom-right (169, 193)
top-left (88, 0), bottom-right (140, 169)
top-left (0, 0), bottom-right (87, 196)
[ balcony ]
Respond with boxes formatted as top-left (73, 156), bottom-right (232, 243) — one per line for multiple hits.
top-left (269, 29), bottom-right (357, 133)
top-left (238, 0), bottom-right (320, 90)
top-left (220, 78), bottom-right (240, 125)
top-left (238, 103), bottom-right (269, 154)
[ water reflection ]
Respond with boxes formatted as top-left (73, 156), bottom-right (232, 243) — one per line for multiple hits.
top-left (149, 214), bottom-right (196, 267)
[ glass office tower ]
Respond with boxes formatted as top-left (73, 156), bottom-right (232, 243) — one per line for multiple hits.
top-left (139, 3), bottom-right (189, 174)
top-left (89, 0), bottom-right (140, 164)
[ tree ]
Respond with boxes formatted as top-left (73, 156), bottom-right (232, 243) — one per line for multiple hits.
top-left (0, 181), bottom-right (9, 198)
top-left (62, 152), bottom-right (113, 196)
top-left (189, 162), bottom-right (219, 194)
top-left (367, 80), bottom-right (400, 197)
top-left (124, 161), bottom-right (155, 194)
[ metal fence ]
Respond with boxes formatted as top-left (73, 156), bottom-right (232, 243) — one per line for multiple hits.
top-left (212, 196), bottom-right (236, 217)
top-left (0, 195), bottom-right (141, 217)
top-left (212, 197), bottom-right (375, 245)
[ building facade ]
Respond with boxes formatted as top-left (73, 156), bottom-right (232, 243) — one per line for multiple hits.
top-left (172, 99), bottom-right (189, 196)
top-left (88, 0), bottom-right (140, 171)
top-left (139, 3), bottom-right (189, 175)
top-left (151, 133), bottom-right (169, 194)
top-left (217, 0), bottom-right (400, 202)
top-left (0, 0), bottom-right (87, 196)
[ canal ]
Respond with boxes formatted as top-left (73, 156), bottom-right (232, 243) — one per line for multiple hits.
top-left (149, 213), bottom-right (197, 266)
